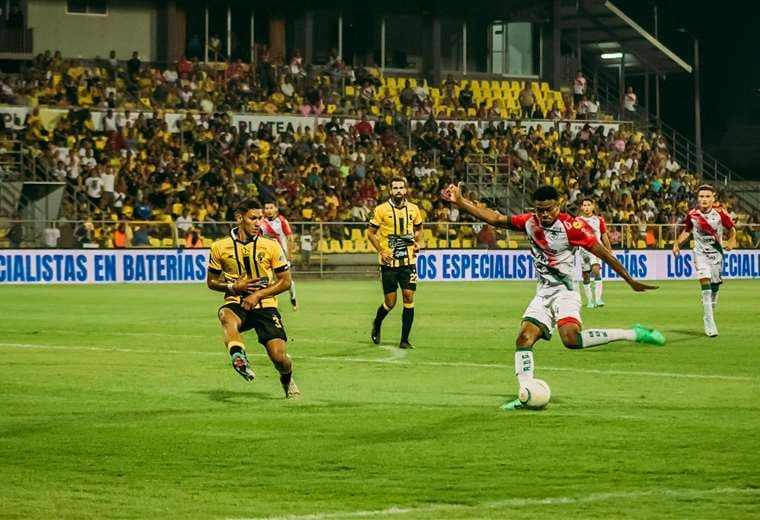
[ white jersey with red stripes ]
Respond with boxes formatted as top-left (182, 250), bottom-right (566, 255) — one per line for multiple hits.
top-left (577, 214), bottom-right (607, 241)
top-left (510, 213), bottom-right (598, 290)
top-left (260, 215), bottom-right (293, 253)
top-left (683, 206), bottom-right (734, 259)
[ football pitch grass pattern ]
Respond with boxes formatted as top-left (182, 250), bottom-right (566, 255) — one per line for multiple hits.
top-left (1, 280), bottom-right (759, 519)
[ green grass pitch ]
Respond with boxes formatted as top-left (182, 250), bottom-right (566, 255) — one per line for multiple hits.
top-left (1, 280), bottom-right (759, 519)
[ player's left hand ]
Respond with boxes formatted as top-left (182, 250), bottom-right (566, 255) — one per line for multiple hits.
top-left (724, 240), bottom-right (736, 252)
top-left (413, 241), bottom-right (421, 253)
top-left (628, 280), bottom-right (658, 292)
top-left (242, 292), bottom-right (262, 310)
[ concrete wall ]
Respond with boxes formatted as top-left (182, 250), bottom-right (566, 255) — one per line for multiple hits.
top-left (27, 0), bottom-right (158, 61)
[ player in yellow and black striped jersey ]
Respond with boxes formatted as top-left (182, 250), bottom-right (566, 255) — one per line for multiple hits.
top-left (368, 177), bottom-right (423, 349)
top-left (206, 199), bottom-right (300, 399)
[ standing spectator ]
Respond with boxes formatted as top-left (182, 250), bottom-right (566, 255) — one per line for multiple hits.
top-left (518, 83), bottom-right (535, 119)
top-left (113, 223), bottom-right (128, 248)
top-left (43, 224), bottom-right (61, 248)
top-left (458, 84), bottom-right (474, 111)
top-left (622, 86), bottom-right (637, 116)
top-left (100, 167), bottom-right (116, 209)
top-left (300, 226), bottom-right (313, 269)
top-left (127, 51), bottom-right (141, 81)
top-left (185, 228), bottom-right (203, 248)
top-left (573, 71), bottom-right (587, 107)
top-left (586, 94), bottom-right (600, 120)
top-left (85, 170), bottom-right (104, 207)
top-left (176, 208), bottom-right (193, 236)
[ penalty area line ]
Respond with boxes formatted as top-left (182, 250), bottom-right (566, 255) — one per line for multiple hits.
top-left (226, 486), bottom-right (760, 520)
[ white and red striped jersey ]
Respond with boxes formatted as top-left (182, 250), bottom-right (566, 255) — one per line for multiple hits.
top-left (683, 206), bottom-right (734, 258)
top-left (577, 214), bottom-right (607, 241)
top-left (260, 215), bottom-right (293, 253)
top-left (510, 213), bottom-right (598, 290)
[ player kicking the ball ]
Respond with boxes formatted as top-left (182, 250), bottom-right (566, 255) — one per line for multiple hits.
top-left (576, 197), bottom-right (612, 308)
top-left (444, 183), bottom-right (665, 410)
top-left (672, 184), bottom-right (736, 337)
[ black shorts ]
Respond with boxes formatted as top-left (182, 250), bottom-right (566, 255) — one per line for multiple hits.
top-left (219, 304), bottom-right (288, 345)
top-left (381, 265), bottom-right (417, 294)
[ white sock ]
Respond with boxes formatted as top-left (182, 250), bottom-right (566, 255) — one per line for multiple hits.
top-left (594, 278), bottom-right (603, 302)
top-left (289, 280), bottom-right (297, 301)
top-left (702, 289), bottom-right (714, 323)
top-left (583, 282), bottom-right (593, 304)
top-left (514, 350), bottom-right (534, 386)
top-left (711, 289), bottom-right (719, 307)
top-left (579, 329), bottom-right (636, 348)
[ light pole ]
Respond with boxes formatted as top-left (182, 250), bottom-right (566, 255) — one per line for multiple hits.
top-left (678, 28), bottom-right (702, 178)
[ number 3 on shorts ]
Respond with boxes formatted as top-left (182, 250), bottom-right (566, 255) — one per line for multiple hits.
top-left (272, 315), bottom-right (283, 329)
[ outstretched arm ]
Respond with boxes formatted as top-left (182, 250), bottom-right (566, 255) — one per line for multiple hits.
top-left (672, 229), bottom-right (691, 255)
top-left (588, 242), bottom-right (658, 292)
top-left (444, 183), bottom-right (512, 228)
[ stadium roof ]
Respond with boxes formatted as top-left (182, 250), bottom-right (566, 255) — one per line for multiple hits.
top-left (559, 0), bottom-right (692, 75)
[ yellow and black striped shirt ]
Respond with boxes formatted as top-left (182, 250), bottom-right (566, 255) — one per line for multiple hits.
top-left (207, 228), bottom-right (289, 308)
top-left (369, 200), bottom-right (423, 268)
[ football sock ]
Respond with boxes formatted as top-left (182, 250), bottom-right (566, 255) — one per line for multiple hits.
top-left (375, 303), bottom-right (391, 324)
top-left (578, 329), bottom-right (636, 348)
top-left (701, 285), bottom-right (714, 322)
top-left (279, 371), bottom-right (293, 386)
top-left (583, 281), bottom-right (593, 303)
top-left (515, 349), bottom-right (534, 386)
top-left (228, 340), bottom-right (245, 356)
top-left (401, 304), bottom-right (414, 342)
top-left (289, 280), bottom-right (297, 301)
top-left (594, 278), bottom-right (603, 302)
top-left (710, 283), bottom-right (720, 307)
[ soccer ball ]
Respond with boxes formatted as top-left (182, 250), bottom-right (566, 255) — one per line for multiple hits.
top-left (519, 379), bottom-right (551, 409)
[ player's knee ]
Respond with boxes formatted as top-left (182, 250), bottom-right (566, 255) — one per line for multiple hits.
top-left (516, 331), bottom-right (536, 347)
top-left (384, 298), bottom-right (396, 309)
top-left (560, 329), bottom-right (581, 349)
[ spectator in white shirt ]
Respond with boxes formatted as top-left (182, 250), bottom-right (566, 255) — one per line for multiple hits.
top-left (85, 173), bottom-right (104, 206)
top-left (100, 167), bottom-right (116, 208)
top-left (102, 109), bottom-right (119, 133)
top-left (175, 209), bottom-right (193, 236)
top-left (622, 86), bottom-right (637, 115)
top-left (573, 71), bottom-right (587, 107)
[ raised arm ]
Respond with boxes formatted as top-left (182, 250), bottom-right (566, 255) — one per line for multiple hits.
top-left (444, 183), bottom-right (512, 228)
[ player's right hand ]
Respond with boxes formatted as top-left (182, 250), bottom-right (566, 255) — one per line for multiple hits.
top-left (232, 276), bottom-right (261, 295)
top-left (672, 243), bottom-right (681, 256)
top-left (380, 249), bottom-right (394, 265)
top-left (628, 280), bottom-right (658, 292)
top-left (442, 182), bottom-right (464, 205)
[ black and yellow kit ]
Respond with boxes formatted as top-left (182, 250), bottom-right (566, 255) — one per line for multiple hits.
top-left (369, 200), bottom-right (423, 293)
top-left (207, 228), bottom-right (289, 344)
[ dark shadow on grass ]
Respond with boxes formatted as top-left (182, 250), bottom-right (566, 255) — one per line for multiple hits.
top-left (196, 389), bottom-right (280, 403)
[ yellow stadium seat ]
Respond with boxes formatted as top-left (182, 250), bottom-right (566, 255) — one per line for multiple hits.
top-left (467, 108), bottom-right (476, 117)
top-left (462, 239), bottom-right (473, 248)
top-left (437, 239), bottom-right (449, 248)
top-left (509, 240), bottom-right (518, 249)
top-left (422, 228), bottom-right (434, 241)
top-left (386, 77), bottom-right (397, 89)
top-left (450, 239), bottom-right (462, 248)
top-left (425, 238), bottom-right (438, 249)
top-left (328, 240), bottom-right (343, 253)
top-left (497, 240), bottom-right (507, 249)
top-left (317, 239), bottom-right (329, 253)
top-left (345, 86), bottom-right (355, 96)
top-left (350, 228), bottom-right (363, 240)
top-left (408, 78), bottom-right (417, 88)
top-left (327, 104), bottom-right (337, 114)
top-left (636, 240), bottom-right (647, 249)
top-left (149, 237), bottom-right (161, 247)
top-left (343, 240), bottom-right (357, 253)
top-left (162, 238), bottom-right (175, 247)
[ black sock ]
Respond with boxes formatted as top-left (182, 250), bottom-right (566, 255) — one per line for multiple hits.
top-left (374, 304), bottom-right (390, 324)
top-left (401, 307), bottom-right (414, 342)
top-left (229, 345), bottom-right (243, 356)
top-left (279, 371), bottom-right (292, 385)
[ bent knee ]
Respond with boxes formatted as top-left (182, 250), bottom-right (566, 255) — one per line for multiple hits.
top-left (560, 331), bottom-right (582, 349)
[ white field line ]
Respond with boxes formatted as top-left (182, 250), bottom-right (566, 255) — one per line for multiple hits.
top-left (0, 342), bottom-right (754, 382)
top-left (226, 486), bottom-right (760, 520)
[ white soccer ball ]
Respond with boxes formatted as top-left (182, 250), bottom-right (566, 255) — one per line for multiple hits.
top-left (519, 379), bottom-right (551, 409)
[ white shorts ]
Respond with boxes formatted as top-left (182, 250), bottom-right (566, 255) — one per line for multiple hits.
top-left (694, 253), bottom-right (723, 284)
top-left (579, 249), bottom-right (601, 272)
top-left (522, 287), bottom-right (582, 340)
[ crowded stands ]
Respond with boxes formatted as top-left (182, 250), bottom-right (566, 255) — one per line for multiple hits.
top-left (1, 49), bottom-right (751, 251)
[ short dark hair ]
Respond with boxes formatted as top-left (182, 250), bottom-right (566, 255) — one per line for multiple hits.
top-left (390, 177), bottom-right (407, 186)
top-left (580, 196), bottom-right (595, 204)
top-left (236, 199), bottom-right (262, 214)
top-left (263, 200), bottom-right (278, 207)
top-left (532, 185), bottom-right (559, 202)
top-left (697, 184), bottom-right (715, 194)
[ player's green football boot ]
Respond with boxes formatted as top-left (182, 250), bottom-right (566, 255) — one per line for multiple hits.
top-left (633, 324), bottom-right (666, 346)
top-left (499, 398), bottom-right (525, 410)
top-left (231, 351), bottom-right (255, 381)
